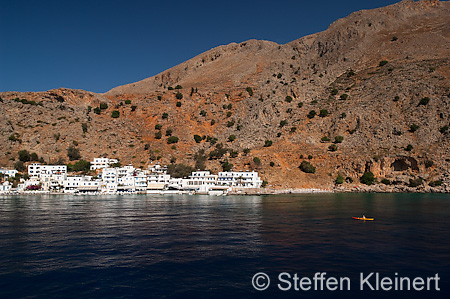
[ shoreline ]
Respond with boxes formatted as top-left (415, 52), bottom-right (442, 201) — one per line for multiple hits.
top-left (2, 185), bottom-right (449, 196)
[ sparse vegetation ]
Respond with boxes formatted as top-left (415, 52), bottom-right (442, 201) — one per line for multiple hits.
top-left (381, 178), bottom-right (391, 185)
top-left (18, 150), bottom-right (31, 162)
top-left (319, 109), bottom-right (329, 117)
top-left (253, 157), bottom-right (261, 165)
top-left (409, 124), bottom-right (419, 133)
top-left (285, 96), bottom-right (293, 103)
top-left (176, 101), bottom-right (181, 107)
top-left (264, 140), bottom-right (273, 147)
top-left (321, 136), bottom-right (331, 142)
top-left (307, 110), bottom-right (316, 119)
top-left (67, 160), bottom-right (91, 173)
top-left (221, 159), bottom-right (233, 172)
top-left (299, 161), bottom-right (316, 174)
top-left (167, 164), bottom-right (195, 178)
top-left (360, 171), bottom-right (375, 185)
top-left (379, 60), bottom-right (388, 67)
top-left (167, 136), bottom-right (179, 144)
top-left (279, 120), bottom-right (288, 127)
top-left (429, 180), bottom-right (443, 187)
top-left (340, 94), bottom-right (349, 100)
top-left (67, 146), bottom-right (81, 161)
top-left (194, 135), bottom-right (202, 143)
top-left (162, 112), bottom-right (168, 119)
top-left (100, 102), bottom-right (108, 110)
top-left (175, 92), bottom-right (183, 100)
top-left (111, 110), bottom-right (120, 118)
top-left (418, 97), bottom-right (430, 106)
top-left (405, 144), bottom-right (413, 151)
top-left (335, 174), bottom-right (344, 184)
top-left (439, 126), bottom-right (448, 134)
top-left (334, 136), bottom-right (344, 143)
top-left (8, 133), bottom-right (21, 142)
top-left (125, 100), bottom-right (131, 104)
top-left (246, 87), bottom-right (254, 96)
top-left (228, 135), bottom-right (236, 142)
top-left (200, 110), bottom-right (207, 117)
top-left (328, 144), bottom-right (337, 152)
top-left (14, 161), bottom-right (26, 172)
top-left (409, 177), bottom-right (423, 187)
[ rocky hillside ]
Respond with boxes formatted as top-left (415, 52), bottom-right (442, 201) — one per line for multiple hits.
top-left (1, 0), bottom-right (450, 191)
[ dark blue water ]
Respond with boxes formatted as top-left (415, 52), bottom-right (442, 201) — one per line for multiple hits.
top-left (0, 193), bottom-right (449, 298)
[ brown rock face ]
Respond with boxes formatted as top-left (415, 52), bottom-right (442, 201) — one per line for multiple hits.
top-left (1, 0), bottom-right (450, 190)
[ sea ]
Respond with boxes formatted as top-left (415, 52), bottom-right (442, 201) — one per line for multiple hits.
top-left (0, 193), bottom-right (449, 298)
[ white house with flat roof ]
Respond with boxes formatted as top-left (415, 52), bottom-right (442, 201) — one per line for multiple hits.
top-left (90, 158), bottom-right (119, 170)
top-left (217, 171), bottom-right (262, 188)
top-left (0, 181), bottom-right (12, 193)
top-left (28, 163), bottom-right (67, 178)
top-left (64, 176), bottom-right (100, 193)
top-left (0, 168), bottom-right (18, 179)
top-left (184, 171), bottom-right (218, 193)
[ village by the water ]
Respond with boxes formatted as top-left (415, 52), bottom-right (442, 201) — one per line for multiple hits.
top-left (0, 158), bottom-right (269, 195)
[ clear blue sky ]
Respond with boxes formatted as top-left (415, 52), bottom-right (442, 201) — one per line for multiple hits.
top-left (0, 0), bottom-right (400, 93)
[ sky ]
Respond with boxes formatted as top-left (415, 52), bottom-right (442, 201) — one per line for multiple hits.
top-left (0, 0), bottom-right (401, 93)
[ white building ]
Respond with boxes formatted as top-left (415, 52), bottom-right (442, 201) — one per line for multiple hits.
top-left (41, 174), bottom-right (66, 191)
top-left (64, 176), bottom-right (100, 193)
top-left (0, 181), bottom-right (12, 193)
top-left (28, 163), bottom-right (67, 178)
top-left (0, 168), bottom-right (18, 179)
top-left (184, 171), bottom-right (218, 193)
top-left (90, 158), bottom-right (119, 170)
top-left (217, 171), bottom-right (262, 188)
top-left (100, 168), bottom-right (118, 193)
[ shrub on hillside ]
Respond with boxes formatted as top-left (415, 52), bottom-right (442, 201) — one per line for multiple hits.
top-left (194, 135), bottom-right (202, 143)
top-left (307, 110), bottom-right (316, 119)
top-left (360, 171), bottom-right (375, 185)
top-left (335, 174), bottom-right (344, 184)
top-left (67, 146), bottom-right (81, 161)
top-left (319, 109), bottom-right (329, 117)
top-left (409, 124), bottom-right (419, 132)
top-left (418, 97), bottom-right (430, 106)
top-left (299, 161), bottom-right (316, 174)
top-left (167, 164), bottom-right (194, 178)
top-left (334, 136), bottom-right (344, 143)
top-left (167, 136), bottom-right (179, 144)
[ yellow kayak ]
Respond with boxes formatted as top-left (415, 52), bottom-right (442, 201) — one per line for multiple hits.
top-left (352, 216), bottom-right (374, 221)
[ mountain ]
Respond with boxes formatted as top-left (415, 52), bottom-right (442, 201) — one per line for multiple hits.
top-left (1, 0), bottom-right (450, 191)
